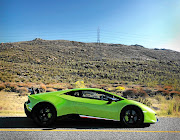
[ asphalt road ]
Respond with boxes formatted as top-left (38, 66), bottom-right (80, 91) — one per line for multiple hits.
top-left (0, 117), bottom-right (179, 140)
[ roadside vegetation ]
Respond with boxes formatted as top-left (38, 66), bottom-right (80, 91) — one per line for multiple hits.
top-left (0, 39), bottom-right (179, 117)
top-left (0, 81), bottom-right (179, 117)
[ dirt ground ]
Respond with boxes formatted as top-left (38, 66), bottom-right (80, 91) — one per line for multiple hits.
top-left (0, 91), bottom-right (28, 116)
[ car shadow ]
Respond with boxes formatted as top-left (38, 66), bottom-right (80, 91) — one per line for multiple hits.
top-left (0, 117), bottom-right (150, 129)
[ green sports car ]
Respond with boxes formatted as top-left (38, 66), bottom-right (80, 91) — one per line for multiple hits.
top-left (24, 88), bottom-right (158, 127)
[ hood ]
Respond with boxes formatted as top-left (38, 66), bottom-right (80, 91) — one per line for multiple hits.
top-left (126, 99), bottom-right (156, 114)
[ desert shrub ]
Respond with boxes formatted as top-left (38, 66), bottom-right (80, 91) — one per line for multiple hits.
top-left (136, 88), bottom-right (149, 98)
top-left (122, 89), bottom-right (137, 98)
top-left (18, 92), bottom-right (28, 96)
top-left (154, 95), bottom-right (166, 103)
top-left (115, 86), bottom-right (125, 91)
top-left (4, 82), bottom-right (18, 92)
top-left (166, 96), bottom-right (180, 115)
top-left (139, 92), bottom-right (149, 98)
top-left (46, 88), bottom-right (57, 92)
top-left (167, 102), bottom-right (173, 115)
top-left (86, 83), bottom-right (105, 90)
top-left (107, 87), bottom-right (115, 92)
top-left (163, 85), bottom-right (173, 91)
top-left (155, 88), bottom-right (170, 96)
top-left (154, 95), bottom-right (180, 116)
top-left (40, 83), bottom-right (46, 92)
top-left (0, 83), bottom-right (5, 91)
top-left (169, 91), bottom-right (180, 97)
top-left (135, 97), bottom-right (152, 107)
top-left (67, 85), bottom-right (73, 89)
top-left (17, 83), bottom-right (29, 87)
top-left (73, 81), bottom-right (86, 88)
top-left (89, 84), bottom-right (99, 88)
top-left (46, 84), bottom-right (55, 88)
top-left (4, 88), bottom-right (11, 92)
top-left (46, 83), bottom-right (61, 88)
top-left (16, 87), bottom-right (28, 94)
top-left (46, 83), bottom-right (68, 90)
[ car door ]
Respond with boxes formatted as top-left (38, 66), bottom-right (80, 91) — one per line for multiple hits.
top-left (74, 90), bottom-right (120, 120)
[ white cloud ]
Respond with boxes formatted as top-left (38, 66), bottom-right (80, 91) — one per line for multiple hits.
top-left (155, 36), bottom-right (180, 52)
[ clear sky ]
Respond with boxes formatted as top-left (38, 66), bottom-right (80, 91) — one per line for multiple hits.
top-left (1, 0), bottom-right (180, 52)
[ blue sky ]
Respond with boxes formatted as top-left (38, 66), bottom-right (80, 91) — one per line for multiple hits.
top-left (1, 0), bottom-right (180, 52)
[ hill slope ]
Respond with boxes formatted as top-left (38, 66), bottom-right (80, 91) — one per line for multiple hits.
top-left (0, 38), bottom-right (180, 89)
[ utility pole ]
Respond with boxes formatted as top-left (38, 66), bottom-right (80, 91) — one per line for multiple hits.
top-left (97, 27), bottom-right (100, 45)
top-left (97, 27), bottom-right (102, 61)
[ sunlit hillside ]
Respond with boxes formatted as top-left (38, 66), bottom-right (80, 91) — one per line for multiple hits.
top-left (0, 38), bottom-right (179, 90)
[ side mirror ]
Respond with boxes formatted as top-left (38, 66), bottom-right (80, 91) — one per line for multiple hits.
top-left (107, 98), bottom-right (113, 104)
top-left (107, 97), bottom-right (118, 104)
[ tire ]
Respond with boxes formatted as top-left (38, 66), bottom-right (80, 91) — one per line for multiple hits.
top-left (120, 106), bottom-right (143, 127)
top-left (32, 103), bottom-right (57, 127)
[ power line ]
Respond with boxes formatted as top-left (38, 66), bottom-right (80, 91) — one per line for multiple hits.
top-left (0, 28), bottom-right (172, 48)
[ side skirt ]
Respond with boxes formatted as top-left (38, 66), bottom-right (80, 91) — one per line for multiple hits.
top-left (79, 115), bottom-right (119, 121)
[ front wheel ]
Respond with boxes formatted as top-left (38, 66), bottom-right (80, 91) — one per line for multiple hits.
top-left (32, 103), bottom-right (57, 127)
top-left (120, 106), bottom-right (143, 127)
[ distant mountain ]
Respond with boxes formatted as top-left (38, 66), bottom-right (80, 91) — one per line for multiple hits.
top-left (0, 39), bottom-right (180, 87)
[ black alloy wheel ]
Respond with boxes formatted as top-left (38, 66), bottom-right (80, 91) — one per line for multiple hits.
top-left (32, 103), bottom-right (56, 127)
top-left (121, 106), bottom-right (143, 127)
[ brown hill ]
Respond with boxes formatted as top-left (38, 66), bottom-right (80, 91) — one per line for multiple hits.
top-left (0, 38), bottom-right (180, 89)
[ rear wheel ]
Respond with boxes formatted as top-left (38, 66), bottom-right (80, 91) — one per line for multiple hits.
top-left (32, 103), bottom-right (57, 127)
top-left (121, 106), bottom-right (143, 127)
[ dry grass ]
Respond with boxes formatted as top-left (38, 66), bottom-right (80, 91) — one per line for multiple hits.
top-left (153, 95), bottom-right (180, 117)
top-left (46, 88), bottom-right (57, 92)
top-left (40, 83), bottom-right (46, 91)
top-left (0, 91), bottom-right (28, 116)
top-left (46, 83), bottom-right (69, 89)
top-left (0, 83), bottom-right (6, 91)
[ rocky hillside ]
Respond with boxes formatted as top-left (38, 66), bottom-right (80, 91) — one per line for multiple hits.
top-left (0, 38), bottom-right (180, 89)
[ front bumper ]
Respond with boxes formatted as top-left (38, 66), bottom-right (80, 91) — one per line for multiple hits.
top-left (24, 102), bottom-right (32, 118)
top-left (143, 111), bottom-right (158, 123)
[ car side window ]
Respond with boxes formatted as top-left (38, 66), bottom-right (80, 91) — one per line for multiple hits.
top-left (81, 91), bottom-right (118, 101)
top-left (65, 90), bottom-right (121, 101)
top-left (65, 91), bottom-right (81, 97)
top-left (82, 91), bottom-right (99, 99)
top-left (100, 93), bottom-right (113, 101)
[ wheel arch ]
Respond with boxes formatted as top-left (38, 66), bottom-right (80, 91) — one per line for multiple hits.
top-left (32, 101), bottom-right (57, 116)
